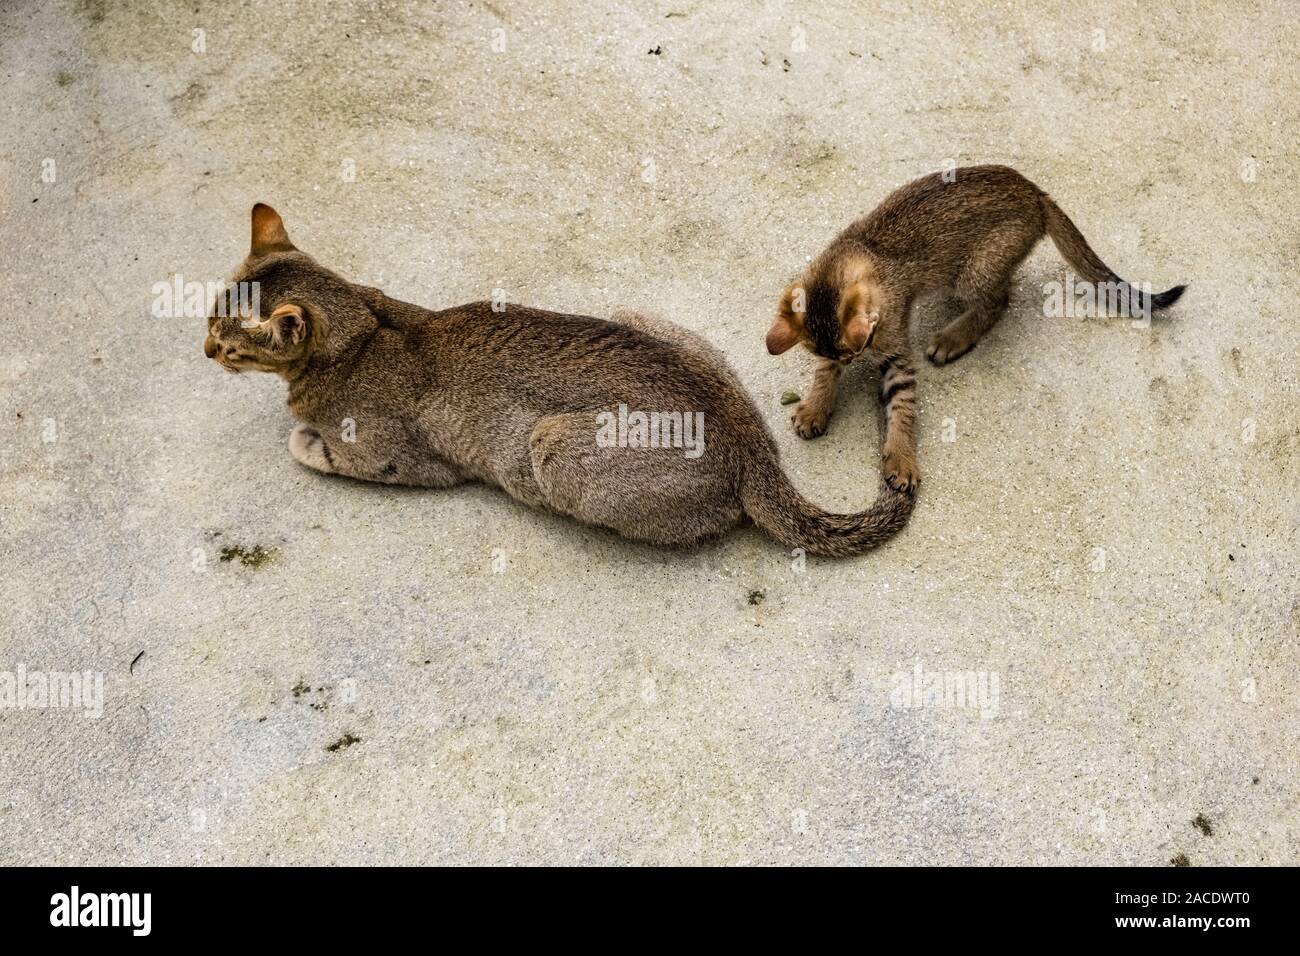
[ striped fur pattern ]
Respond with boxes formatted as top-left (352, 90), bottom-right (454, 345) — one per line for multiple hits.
top-left (766, 165), bottom-right (1185, 495)
top-left (876, 352), bottom-right (919, 491)
top-left (204, 204), bottom-right (916, 557)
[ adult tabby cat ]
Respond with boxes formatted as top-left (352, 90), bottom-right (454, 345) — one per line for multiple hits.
top-left (204, 204), bottom-right (913, 557)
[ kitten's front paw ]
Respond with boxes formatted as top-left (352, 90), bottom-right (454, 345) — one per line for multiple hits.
top-left (882, 447), bottom-right (920, 493)
top-left (289, 424), bottom-right (333, 473)
top-left (791, 401), bottom-right (831, 439)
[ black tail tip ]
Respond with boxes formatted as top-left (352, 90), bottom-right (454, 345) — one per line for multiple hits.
top-left (1150, 283), bottom-right (1187, 311)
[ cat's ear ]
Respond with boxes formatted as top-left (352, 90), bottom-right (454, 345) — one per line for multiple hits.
top-left (766, 284), bottom-right (806, 355)
top-left (250, 203), bottom-right (295, 257)
top-left (264, 303), bottom-right (307, 346)
top-left (839, 283), bottom-right (879, 353)
top-left (844, 307), bottom-right (880, 353)
top-left (766, 315), bottom-right (802, 355)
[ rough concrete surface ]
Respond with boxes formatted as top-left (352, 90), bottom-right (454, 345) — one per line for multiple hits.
top-left (1, 1), bottom-right (1296, 866)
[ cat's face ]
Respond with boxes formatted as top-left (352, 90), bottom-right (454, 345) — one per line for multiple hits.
top-left (766, 254), bottom-right (880, 361)
top-left (204, 298), bottom-right (310, 374)
top-left (204, 204), bottom-right (321, 375)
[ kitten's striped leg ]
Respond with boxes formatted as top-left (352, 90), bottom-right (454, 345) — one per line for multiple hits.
top-left (877, 353), bottom-right (920, 493)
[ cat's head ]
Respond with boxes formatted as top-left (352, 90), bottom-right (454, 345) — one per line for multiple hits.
top-left (766, 252), bottom-right (880, 361)
top-left (204, 204), bottom-right (372, 375)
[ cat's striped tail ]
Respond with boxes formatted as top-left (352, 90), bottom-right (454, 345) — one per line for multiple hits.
top-left (739, 453), bottom-right (915, 558)
top-left (1040, 193), bottom-right (1186, 313)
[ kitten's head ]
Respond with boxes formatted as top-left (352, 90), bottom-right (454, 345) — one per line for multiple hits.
top-left (204, 204), bottom-right (372, 375)
top-left (766, 252), bottom-right (880, 361)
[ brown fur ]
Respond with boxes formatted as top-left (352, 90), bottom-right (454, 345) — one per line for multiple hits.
top-left (766, 165), bottom-right (1186, 492)
top-left (205, 205), bottom-right (915, 557)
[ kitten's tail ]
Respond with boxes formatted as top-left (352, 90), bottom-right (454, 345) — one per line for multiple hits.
top-left (739, 454), bottom-right (915, 558)
top-left (1040, 194), bottom-right (1186, 312)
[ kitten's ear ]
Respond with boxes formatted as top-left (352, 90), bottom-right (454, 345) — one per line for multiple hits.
top-left (766, 316), bottom-right (802, 355)
top-left (840, 283), bottom-right (880, 353)
top-left (844, 308), bottom-right (880, 353)
top-left (250, 203), bottom-right (295, 257)
top-left (264, 303), bottom-right (307, 346)
top-left (766, 284), bottom-right (805, 355)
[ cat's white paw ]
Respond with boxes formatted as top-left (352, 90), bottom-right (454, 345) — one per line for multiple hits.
top-left (289, 424), bottom-right (333, 473)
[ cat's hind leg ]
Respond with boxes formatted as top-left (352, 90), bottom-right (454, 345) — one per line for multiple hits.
top-left (527, 411), bottom-right (741, 546)
top-left (926, 225), bottom-right (1037, 365)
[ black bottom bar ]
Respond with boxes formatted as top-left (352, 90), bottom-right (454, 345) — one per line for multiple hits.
top-left (0, 866), bottom-right (1286, 941)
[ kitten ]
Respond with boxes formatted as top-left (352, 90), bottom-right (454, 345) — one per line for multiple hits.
top-left (766, 164), bottom-right (1186, 493)
top-left (204, 204), bottom-right (914, 557)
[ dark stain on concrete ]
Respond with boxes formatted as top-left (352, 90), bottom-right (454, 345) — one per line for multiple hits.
top-left (219, 544), bottom-right (277, 567)
top-left (326, 732), bottom-right (361, 753)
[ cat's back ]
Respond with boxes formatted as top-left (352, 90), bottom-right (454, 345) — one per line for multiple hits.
top-left (851, 165), bottom-right (1044, 252)
top-left (424, 300), bottom-right (685, 371)
top-left (411, 300), bottom-right (748, 416)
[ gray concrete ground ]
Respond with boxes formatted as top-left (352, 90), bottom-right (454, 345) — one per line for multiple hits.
top-left (1, 0), bottom-right (1296, 865)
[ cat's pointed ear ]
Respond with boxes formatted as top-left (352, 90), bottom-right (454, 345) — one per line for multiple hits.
top-left (264, 303), bottom-right (307, 346)
top-left (766, 315), bottom-right (801, 355)
top-left (840, 283), bottom-right (879, 353)
top-left (844, 307), bottom-right (880, 353)
top-left (250, 203), bottom-right (295, 257)
top-left (767, 284), bottom-right (806, 355)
